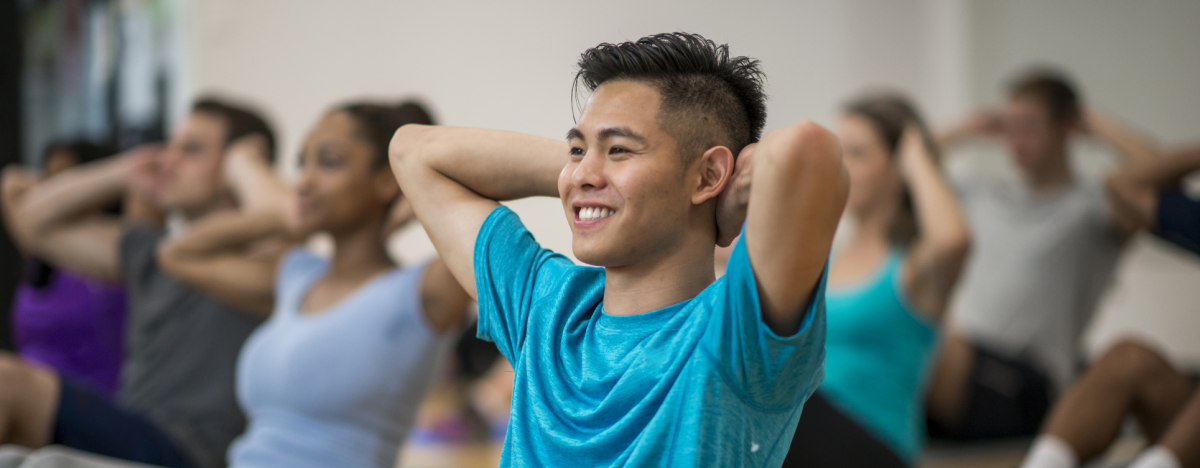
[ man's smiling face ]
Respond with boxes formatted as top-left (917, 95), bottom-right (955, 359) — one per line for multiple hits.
top-left (559, 80), bottom-right (697, 267)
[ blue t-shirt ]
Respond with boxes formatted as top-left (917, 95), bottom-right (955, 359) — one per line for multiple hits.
top-left (820, 250), bottom-right (938, 464)
top-left (474, 206), bottom-right (827, 467)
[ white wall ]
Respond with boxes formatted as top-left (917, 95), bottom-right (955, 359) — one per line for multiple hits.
top-left (969, 0), bottom-right (1200, 143)
top-left (184, 0), bottom-right (975, 263)
top-left (182, 0), bottom-right (1200, 363)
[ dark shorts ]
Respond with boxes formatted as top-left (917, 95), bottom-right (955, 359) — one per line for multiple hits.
top-left (928, 344), bottom-right (1051, 441)
top-left (1155, 189), bottom-right (1200, 256)
top-left (52, 379), bottom-right (195, 468)
top-left (783, 391), bottom-right (909, 468)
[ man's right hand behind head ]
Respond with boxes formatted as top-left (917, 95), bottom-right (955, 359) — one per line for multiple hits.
top-left (124, 143), bottom-right (167, 204)
top-left (222, 134), bottom-right (287, 213)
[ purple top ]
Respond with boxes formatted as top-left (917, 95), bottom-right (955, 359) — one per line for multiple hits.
top-left (13, 268), bottom-right (127, 396)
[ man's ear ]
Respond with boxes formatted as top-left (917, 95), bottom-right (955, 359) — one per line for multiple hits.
top-left (691, 146), bottom-right (734, 205)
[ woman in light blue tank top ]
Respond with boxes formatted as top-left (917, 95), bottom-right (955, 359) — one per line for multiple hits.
top-left (157, 101), bottom-right (472, 468)
top-left (783, 94), bottom-right (971, 467)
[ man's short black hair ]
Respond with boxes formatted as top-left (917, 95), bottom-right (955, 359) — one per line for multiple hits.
top-left (192, 97), bottom-right (278, 163)
top-left (1007, 67), bottom-right (1081, 125)
top-left (574, 32), bottom-right (767, 162)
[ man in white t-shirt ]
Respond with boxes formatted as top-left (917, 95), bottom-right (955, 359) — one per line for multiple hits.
top-left (925, 69), bottom-right (1149, 440)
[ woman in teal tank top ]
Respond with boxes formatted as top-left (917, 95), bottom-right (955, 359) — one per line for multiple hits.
top-left (783, 94), bottom-right (971, 467)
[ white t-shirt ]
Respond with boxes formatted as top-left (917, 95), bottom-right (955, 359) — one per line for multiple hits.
top-left (950, 173), bottom-right (1123, 393)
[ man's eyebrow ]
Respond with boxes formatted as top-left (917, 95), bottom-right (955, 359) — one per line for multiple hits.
top-left (566, 126), bottom-right (648, 144)
top-left (597, 126), bottom-right (647, 144)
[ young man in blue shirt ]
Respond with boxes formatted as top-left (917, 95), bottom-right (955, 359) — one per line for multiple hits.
top-left (390, 33), bottom-right (848, 467)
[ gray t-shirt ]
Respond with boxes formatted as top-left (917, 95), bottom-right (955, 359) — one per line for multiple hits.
top-left (118, 226), bottom-right (264, 468)
top-left (951, 174), bottom-right (1122, 393)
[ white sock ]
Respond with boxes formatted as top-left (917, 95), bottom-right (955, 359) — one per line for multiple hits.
top-left (1129, 446), bottom-right (1182, 468)
top-left (1019, 435), bottom-right (1078, 468)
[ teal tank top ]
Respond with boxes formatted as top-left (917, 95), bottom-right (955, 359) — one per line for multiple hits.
top-left (820, 250), bottom-right (939, 464)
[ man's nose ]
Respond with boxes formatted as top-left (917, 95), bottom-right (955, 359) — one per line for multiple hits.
top-left (571, 151), bottom-right (606, 190)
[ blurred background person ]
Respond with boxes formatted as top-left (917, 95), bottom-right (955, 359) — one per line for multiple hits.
top-left (1, 140), bottom-right (160, 398)
top-left (156, 100), bottom-right (473, 468)
top-left (0, 98), bottom-right (275, 468)
top-left (784, 93), bottom-right (970, 467)
top-left (1021, 123), bottom-right (1200, 468)
top-left (925, 70), bottom-right (1150, 441)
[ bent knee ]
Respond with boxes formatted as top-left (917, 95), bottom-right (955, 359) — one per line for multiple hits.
top-left (0, 353), bottom-right (28, 376)
top-left (1096, 339), bottom-right (1171, 381)
top-left (0, 355), bottom-right (53, 392)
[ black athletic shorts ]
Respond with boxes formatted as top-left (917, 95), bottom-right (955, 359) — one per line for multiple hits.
top-left (783, 391), bottom-right (908, 468)
top-left (52, 379), bottom-right (195, 468)
top-left (927, 343), bottom-right (1051, 440)
top-left (1155, 189), bottom-right (1200, 256)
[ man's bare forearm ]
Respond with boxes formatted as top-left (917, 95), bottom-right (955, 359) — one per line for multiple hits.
top-left (16, 156), bottom-right (129, 239)
top-left (1126, 145), bottom-right (1200, 188)
top-left (1088, 109), bottom-right (1160, 166)
top-left (745, 121), bottom-right (848, 335)
top-left (390, 125), bottom-right (564, 201)
top-left (160, 209), bottom-right (287, 261)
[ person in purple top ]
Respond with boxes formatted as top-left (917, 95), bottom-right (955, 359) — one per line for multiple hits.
top-left (11, 268), bottom-right (126, 396)
top-left (2, 142), bottom-right (160, 396)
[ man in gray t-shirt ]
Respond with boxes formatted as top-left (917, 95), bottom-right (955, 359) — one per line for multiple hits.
top-left (116, 226), bottom-right (263, 468)
top-left (951, 173), bottom-right (1122, 393)
top-left (0, 98), bottom-right (276, 468)
top-left (925, 70), bottom-right (1146, 440)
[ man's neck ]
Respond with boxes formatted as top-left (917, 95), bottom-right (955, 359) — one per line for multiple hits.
top-left (601, 231), bottom-right (717, 317)
top-left (1026, 153), bottom-right (1074, 192)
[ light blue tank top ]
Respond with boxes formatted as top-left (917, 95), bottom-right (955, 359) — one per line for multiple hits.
top-left (229, 250), bottom-right (454, 468)
top-left (820, 250), bottom-right (938, 464)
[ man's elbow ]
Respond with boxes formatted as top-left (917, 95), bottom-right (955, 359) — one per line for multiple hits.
top-left (389, 124), bottom-right (436, 174)
top-left (940, 228), bottom-right (972, 271)
top-left (770, 121), bottom-right (846, 182)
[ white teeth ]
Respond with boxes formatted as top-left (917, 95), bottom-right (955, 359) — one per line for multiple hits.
top-left (578, 207), bottom-right (614, 220)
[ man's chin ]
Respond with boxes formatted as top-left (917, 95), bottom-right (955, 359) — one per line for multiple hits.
top-left (572, 251), bottom-right (605, 267)
top-left (572, 242), bottom-right (617, 268)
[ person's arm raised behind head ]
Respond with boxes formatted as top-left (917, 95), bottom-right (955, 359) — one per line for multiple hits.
top-left (936, 108), bottom-right (1004, 151)
top-left (389, 125), bottom-right (566, 300)
top-left (1085, 107), bottom-right (1161, 167)
top-left (730, 121), bottom-right (849, 336)
top-left (897, 126), bottom-right (971, 321)
top-left (156, 136), bottom-right (294, 317)
top-left (11, 146), bottom-right (157, 282)
top-left (1, 165), bottom-right (39, 253)
top-left (1105, 143), bottom-right (1200, 233)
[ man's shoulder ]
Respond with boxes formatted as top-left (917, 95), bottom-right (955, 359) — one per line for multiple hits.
top-left (119, 223), bottom-right (164, 252)
top-left (117, 224), bottom-right (166, 280)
